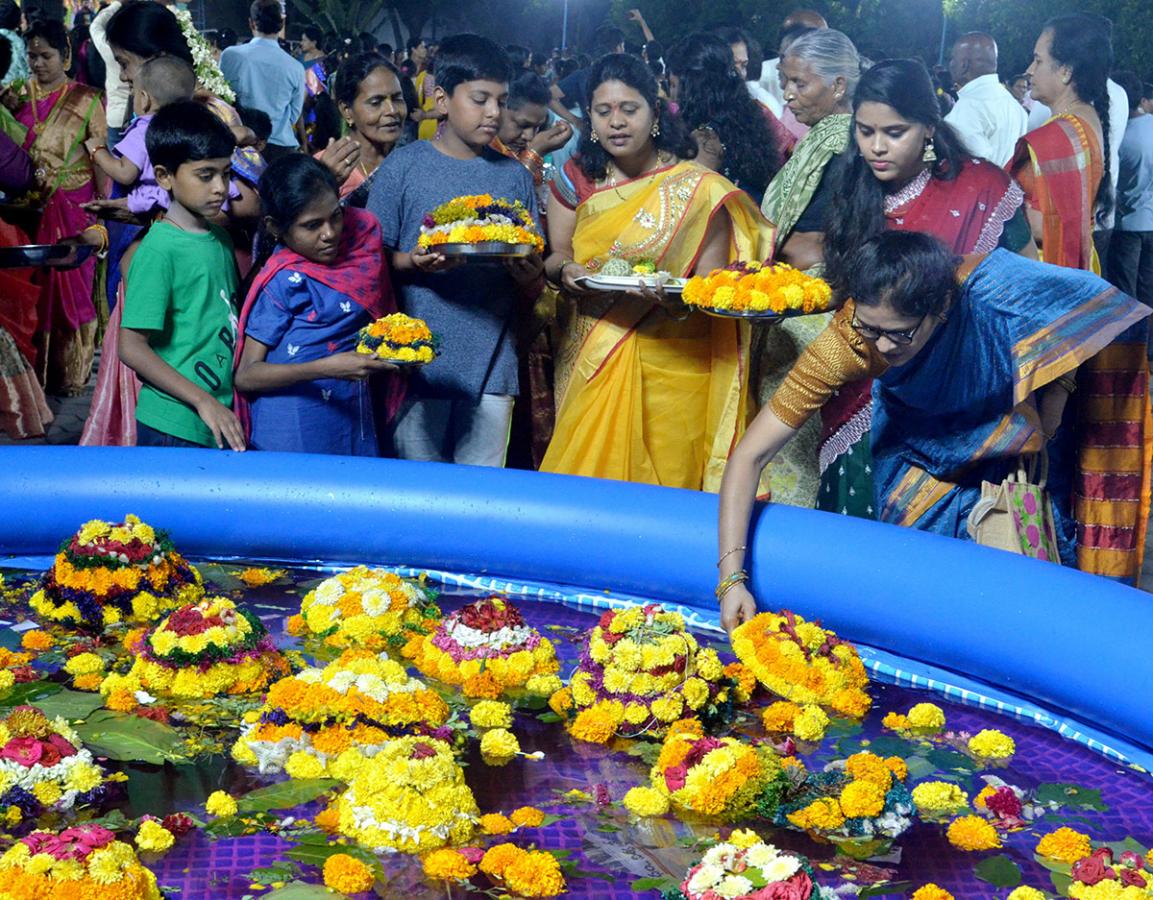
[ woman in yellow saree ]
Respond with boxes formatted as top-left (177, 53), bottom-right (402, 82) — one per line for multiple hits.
top-left (541, 54), bottom-right (771, 491)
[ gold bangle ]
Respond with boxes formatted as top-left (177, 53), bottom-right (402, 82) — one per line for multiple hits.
top-left (716, 546), bottom-right (746, 567)
top-left (715, 570), bottom-right (749, 603)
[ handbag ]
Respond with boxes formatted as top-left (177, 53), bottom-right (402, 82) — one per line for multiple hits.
top-left (966, 451), bottom-right (1061, 563)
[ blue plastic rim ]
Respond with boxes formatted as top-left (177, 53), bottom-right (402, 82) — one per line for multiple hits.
top-left (1, 446), bottom-right (1149, 765)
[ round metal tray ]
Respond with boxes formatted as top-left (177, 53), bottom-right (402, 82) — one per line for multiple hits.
top-left (436, 242), bottom-right (534, 258)
top-left (0, 242), bottom-right (95, 269)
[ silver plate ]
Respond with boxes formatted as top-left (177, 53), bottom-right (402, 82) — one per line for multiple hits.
top-left (695, 306), bottom-right (816, 320)
top-left (0, 242), bottom-right (95, 269)
top-left (577, 274), bottom-right (686, 293)
top-left (436, 242), bottom-right (534, 258)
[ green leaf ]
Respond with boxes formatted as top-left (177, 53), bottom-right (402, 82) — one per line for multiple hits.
top-left (264, 883), bottom-right (334, 900)
top-left (974, 855), bottom-right (1022, 889)
top-left (1036, 783), bottom-right (1108, 812)
top-left (1032, 854), bottom-right (1073, 876)
top-left (247, 861), bottom-right (302, 883)
top-left (926, 748), bottom-right (978, 772)
top-left (0, 680), bottom-right (63, 708)
top-left (236, 779), bottom-right (340, 815)
top-left (624, 740), bottom-right (662, 767)
top-left (285, 839), bottom-right (380, 873)
top-left (904, 755), bottom-right (937, 781)
top-left (30, 688), bottom-right (106, 721)
top-left (1050, 869), bottom-right (1073, 896)
top-left (630, 876), bottom-right (676, 891)
top-left (536, 711), bottom-right (563, 724)
top-left (1104, 837), bottom-right (1150, 857)
top-left (859, 736), bottom-right (911, 757)
top-left (596, 823), bottom-right (621, 832)
top-left (858, 882), bottom-right (914, 897)
top-left (74, 710), bottom-right (187, 764)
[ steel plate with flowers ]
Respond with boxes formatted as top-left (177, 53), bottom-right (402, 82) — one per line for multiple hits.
top-left (356, 313), bottom-right (438, 366)
top-left (418, 195), bottom-right (544, 260)
top-left (682, 261), bottom-right (834, 319)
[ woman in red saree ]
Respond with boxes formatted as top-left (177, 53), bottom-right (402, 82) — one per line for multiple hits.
top-left (818, 59), bottom-right (1033, 520)
top-left (15, 18), bottom-right (105, 394)
top-left (1008, 15), bottom-right (1150, 583)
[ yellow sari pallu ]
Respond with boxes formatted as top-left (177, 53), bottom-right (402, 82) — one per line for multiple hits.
top-left (541, 162), bottom-right (771, 491)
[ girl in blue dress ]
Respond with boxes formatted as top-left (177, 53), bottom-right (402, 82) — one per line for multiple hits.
top-left (234, 156), bottom-right (400, 454)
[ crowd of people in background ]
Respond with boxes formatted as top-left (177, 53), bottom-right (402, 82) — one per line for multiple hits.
top-left (1, 1), bottom-right (1152, 601)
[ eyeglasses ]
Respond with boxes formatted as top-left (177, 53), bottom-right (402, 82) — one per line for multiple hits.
top-left (850, 311), bottom-right (927, 346)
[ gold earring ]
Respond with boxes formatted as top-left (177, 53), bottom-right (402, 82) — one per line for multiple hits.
top-left (922, 138), bottom-right (937, 163)
top-left (651, 122), bottom-right (660, 138)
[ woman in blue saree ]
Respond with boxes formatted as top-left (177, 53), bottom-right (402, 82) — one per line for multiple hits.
top-left (716, 231), bottom-right (1150, 632)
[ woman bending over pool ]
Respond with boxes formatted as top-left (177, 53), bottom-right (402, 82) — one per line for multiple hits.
top-left (716, 231), bottom-right (1151, 632)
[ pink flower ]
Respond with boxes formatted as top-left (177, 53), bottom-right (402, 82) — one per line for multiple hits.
top-left (59, 825), bottom-right (114, 853)
top-left (1, 736), bottom-right (44, 767)
top-left (46, 734), bottom-right (77, 758)
top-left (22, 832), bottom-right (63, 856)
top-left (985, 786), bottom-right (1023, 819)
top-left (664, 764), bottom-right (687, 792)
top-left (753, 872), bottom-right (814, 899)
top-left (1072, 852), bottom-right (1115, 887)
top-left (1121, 851), bottom-right (1145, 871)
top-left (459, 847), bottom-right (485, 864)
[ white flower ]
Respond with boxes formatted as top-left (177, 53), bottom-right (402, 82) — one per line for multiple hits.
top-left (743, 843), bottom-right (779, 868)
top-left (686, 863), bottom-right (724, 893)
top-left (715, 875), bottom-right (754, 898)
top-left (702, 843), bottom-right (736, 867)
top-left (134, 690), bottom-right (157, 705)
top-left (761, 854), bottom-right (801, 882)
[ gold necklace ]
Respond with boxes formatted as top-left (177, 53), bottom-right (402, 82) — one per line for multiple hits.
top-left (606, 151), bottom-right (666, 188)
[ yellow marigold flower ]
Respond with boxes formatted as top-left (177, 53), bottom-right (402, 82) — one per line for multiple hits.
top-left (135, 819), bottom-right (175, 852)
top-left (728, 828), bottom-right (760, 850)
top-left (64, 652), bottom-right (105, 677)
top-left (206, 790), bottom-right (239, 818)
top-left (509, 806), bottom-right (546, 828)
top-left (285, 750), bottom-right (326, 780)
top-left (480, 812), bottom-right (516, 835)
top-left (422, 847), bottom-right (476, 881)
top-left (666, 718), bottom-right (704, 741)
top-left (314, 804), bottom-right (341, 832)
top-left (503, 849), bottom-right (567, 898)
top-left (787, 797), bottom-right (845, 831)
top-left (682, 676), bottom-right (710, 710)
top-left (911, 885), bottom-right (954, 900)
top-left (470, 700), bottom-right (513, 730)
top-left (946, 815), bottom-right (1002, 851)
top-left (650, 693), bottom-right (684, 723)
top-left (723, 662), bottom-right (756, 702)
top-left (793, 704), bottom-right (830, 741)
top-left (480, 728), bottom-right (520, 762)
top-left (73, 673), bottom-right (103, 691)
top-left (570, 701), bottom-right (623, 743)
top-left (1035, 827), bottom-right (1093, 864)
top-left (31, 781), bottom-right (62, 806)
top-left (974, 785), bottom-right (998, 810)
top-left (845, 752), bottom-right (893, 790)
top-left (20, 631), bottom-right (53, 652)
top-left (840, 779), bottom-right (886, 818)
top-left (548, 687), bottom-right (573, 716)
top-left (323, 853), bottom-right (375, 894)
top-left (237, 567), bottom-right (284, 587)
top-left (911, 781), bottom-right (969, 815)
top-left (762, 700), bottom-right (800, 732)
top-left (1006, 889), bottom-right (1047, 900)
top-left (481, 842), bottom-right (526, 878)
top-left (968, 729), bottom-right (1016, 760)
top-left (906, 702), bottom-right (946, 731)
top-left (285, 614), bottom-right (307, 636)
top-left (624, 786), bottom-right (670, 817)
top-left (526, 673), bottom-right (562, 697)
top-left (883, 712), bottom-right (910, 731)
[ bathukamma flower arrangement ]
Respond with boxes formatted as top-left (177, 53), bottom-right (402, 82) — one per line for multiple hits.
top-left (731, 610), bottom-right (872, 718)
top-left (681, 261), bottom-right (833, 315)
top-left (294, 566), bottom-right (441, 651)
top-left (0, 706), bottom-right (114, 831)
top-left (334, 734), bottom-right (478, 853)
top-left (417, 194), bottom-right (544, 252)
top-left (0, 823), bottom-right (161, 899)
top-left (29, 515), bottom-right (203, 632)
top-left (99, 596), bottom-right (290, 701)
top-left (356, 313), bottom-right (438, 365)
top-left (553, 604), bottom-right (735, 743)
top-left (407, 596), bottom-right (560, 699)
top-left (673, 829), bottom-right (838, 900)
top-left (231, 649), bottom-right (449, 778)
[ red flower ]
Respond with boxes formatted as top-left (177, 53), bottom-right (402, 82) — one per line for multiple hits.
top-left (1072, 851), bottom-right (1115, 886)
top-left (162, 813), bottom-right (196, 838)
top-left (757, 872), bottom-right (814, 899)
top-left (410, 742), bottom-right (437, 760)
top-left (1, 736), bottom-right (44, 767)
top-left (985, 786), bottom-right (1024, 819)
top-left (36, 741), bottom-right (61, 768)
top-left (11, 666), bottom-right (38, 683)
top-left (598, 611), bottom-right (615, 630)
top-left (166, 606), bottom-right (209, 637)
top-left (47, 734), bottom-right (77, 759)
top-left (1121, 851), bottom-right (1146, 871)
top-left (1121, 869), bottom-right (1148, 888)
top-left (664, 764), bottom-right (687, 792)
top-left (135, 706), bottom-right (171, 724)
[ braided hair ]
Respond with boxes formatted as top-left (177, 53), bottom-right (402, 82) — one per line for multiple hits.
top-left (1044, 14), bottom-right (1115, 227)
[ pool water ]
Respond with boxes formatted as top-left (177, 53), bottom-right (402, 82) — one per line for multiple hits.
top-left (1, 560), bottom-right (1151, 898)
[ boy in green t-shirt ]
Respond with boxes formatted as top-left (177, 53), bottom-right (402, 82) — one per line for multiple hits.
top-left (119, 100), bottom-right (245, 450)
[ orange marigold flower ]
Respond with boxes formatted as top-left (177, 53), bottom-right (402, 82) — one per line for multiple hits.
top-left (762, 700), bottom-right (801, 732)
top-left (462, 670), bottom-right (503, 699)
top-left (548, 687), bottom-right (573, 716)
top-left (664, 718), bottom-right (704, 741)
top-left (285, 614), bottom-right (307, 637)
top-left (322, 853), bottom-right (375, 894)
top-left (509, 806), bottom-right (546, 828)
top-left (314, 805), bottom-right (341, 832)
top-left (480, 842), bottom-right (527, 878)
top-left (911, 885), bottom-right (954, 900)
top-left (723, 662), bottom-right (756, 701)
top-left (947, 815), bottom-right (1002, 851)
top-left (20, 631), bottom-right (54, 652)
top-left (106, 688), bottom-right (139, 713)
top-left (884, 756), bottom-right (909, 781)
top-left (422, 847), bottom-right (477, 881)
top-left (1035, 827), bottom-right (1092, 864)
top-left (503, 849), bottom-right (567, 898)
top-left (73, 673), bottom-right (103, 692)
top-left (479, 813), bottom-right (515, 835)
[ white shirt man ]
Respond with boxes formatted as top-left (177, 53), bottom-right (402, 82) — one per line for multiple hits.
top-left (945, 73), bottom-right (1027, 167)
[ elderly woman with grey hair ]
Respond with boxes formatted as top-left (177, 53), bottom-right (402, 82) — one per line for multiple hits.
top-left (753, 28), bottom-right (862, 508)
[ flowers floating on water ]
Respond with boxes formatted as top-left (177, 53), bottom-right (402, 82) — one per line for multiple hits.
top-left (470, 700), bottom-right (513, 730)
top-left (409, 596), bottom-right (559, 700)
top-left (205, 790), bottom-right (238, 818)
top-left (478, 843), bottom-right (566, 898)
top-left (0, 706), bottom-right (114, 829)
top-left (357, 313), bottom-right (438, 364)
top-left (134, 819), bottom-right (175, 853)
top-left (558, 604), bottom-right (736, 743)
top-left (968, 728), bottom-right (1016, 761)
top-left (731, 610), bottom-right (871, 718)
top-left (1066, 845), bottom-right (1152, 897)
top-left (232, 649), bottom-right (448, 777)
top-left (99, 596), bottom-right (290, 701)
top-left (322, 852), bottom-right (376, 894)
top-left (479, 728), bottom-right (520, 765)
top-left (0, 824), bottom-right (162, 899)
top-left (235, 567), bottom-right (285, 588)
top-left (883, 702), bottom-right (946, 736)
top-left (623, 785), bottom-right (670, 818)
top-left (678, 834), bottom-right (837, 900)
top-left (418, 195), bottom-right (544, 253)
top-left (422, 847), bottom-right (478, 881)
top-left (911, 781), bottom-right (969, 819)
top-left (1036, 827), bottom-right (1094, 864)
top-left (946, 814), bottom-right (1002, 851)
top-left (335, 735), bottom-right (477, 853)
top-left (681, 260), bottom-right (833, 315)
top-left (1006, 889), bottom-right (1047, 900)
top-left (911, 885), bottom-right (955, 900)
top-left (298, 566), bottom-right (441, 651)
top-left (30, 515), bottom-right (203, 632)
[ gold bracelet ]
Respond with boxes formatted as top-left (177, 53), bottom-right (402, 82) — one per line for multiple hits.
top-left (523, 148), bottom-right (545, 167)
top-left (716, 546), bottom-right (746, 567)
top-left (714, 570), bottom-right (749, 603)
